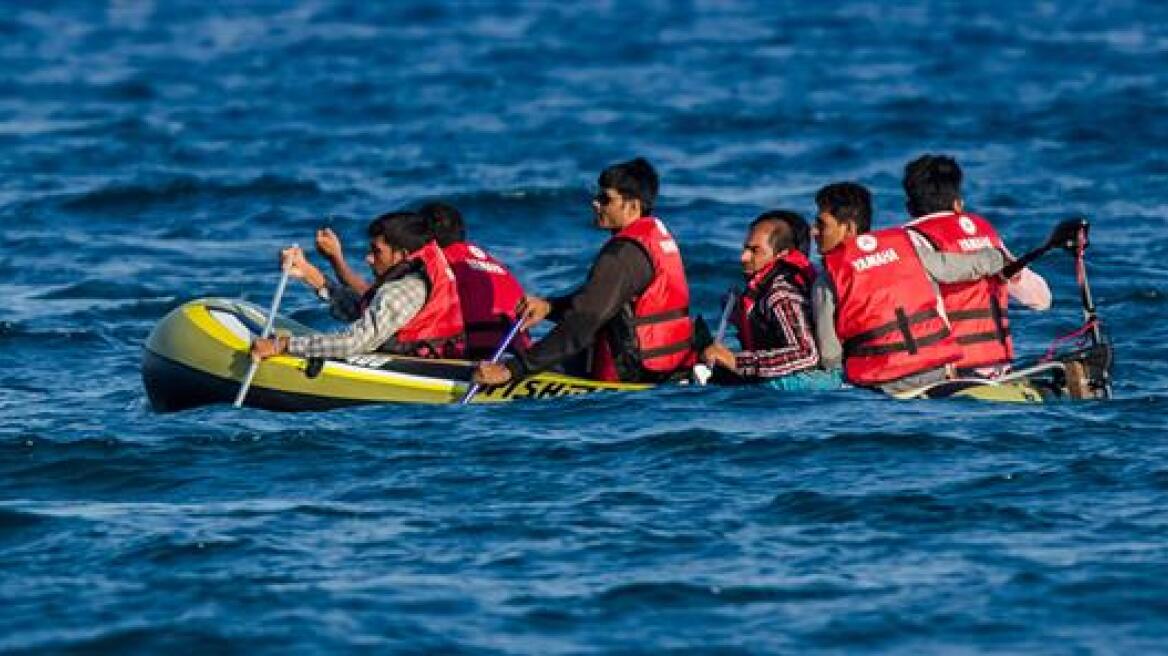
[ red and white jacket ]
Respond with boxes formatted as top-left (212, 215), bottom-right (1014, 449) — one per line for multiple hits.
top-left (442, 241), bottom-right (529, 358)
top-left (907, 212), bottom-right (1012, 369)
top-left (365, 241), bottom-right (466, 358)
top-left (591, 217), bottom-right (695, 382)
top-left (822, 227), bottom-right (961, 386)
top-left (734, 249), bottom-right (816, 351)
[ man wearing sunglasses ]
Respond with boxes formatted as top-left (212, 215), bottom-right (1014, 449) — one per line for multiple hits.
top-left (473, 157), bottom-right (695, 386)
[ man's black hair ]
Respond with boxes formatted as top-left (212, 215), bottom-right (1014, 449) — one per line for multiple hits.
top-left (751, 210), bottom-right (810, 255)
top-left (815, 182), bottom-right (872, 233)
top-left (367, 211), bottom-right (430, 254)
top-left (598, 157), bottom-right (659, 215)
top-left (903, 154), bottom-right (963, 217)
top-left (419, 201), bottom-right (465, 247)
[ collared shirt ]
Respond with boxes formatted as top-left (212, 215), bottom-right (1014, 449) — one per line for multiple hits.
top-left (733, 272), bottom-right (820, 379)
top-left (286, 274), bottom-right (427, 359)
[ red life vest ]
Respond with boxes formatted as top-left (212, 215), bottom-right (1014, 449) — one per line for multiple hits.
top-left (732, 249), bottom-right (816, 351)
top-left (907, 212), bottom-right (1012, 369)
top-left (823, 227), bottom-right (961, 386)
top-left (442, 241), bottom-right (529, 358)
top-left (591, 217), bottom-right (695, 382)
top-left (361, 241), bottom-right (465, 358)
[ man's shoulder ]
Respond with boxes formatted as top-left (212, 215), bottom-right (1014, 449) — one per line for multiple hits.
top-left (763, 270), bottom-right (812, 301)
top-left (373, 272), bottom-right (427, 299)
top-left (599, 237), bottom-right (653, 267)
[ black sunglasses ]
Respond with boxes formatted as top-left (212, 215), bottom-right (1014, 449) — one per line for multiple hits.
top-left (593, 189), bottom-right (629, 206)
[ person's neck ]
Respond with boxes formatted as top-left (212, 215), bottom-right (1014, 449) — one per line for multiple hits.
top-left (608, 214), bottom-right (643, 232)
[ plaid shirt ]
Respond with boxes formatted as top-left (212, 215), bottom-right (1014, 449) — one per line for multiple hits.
top-left (734, 274), bottom-right (820, 379)
top-left (286, 274), bottom-right (427, 359)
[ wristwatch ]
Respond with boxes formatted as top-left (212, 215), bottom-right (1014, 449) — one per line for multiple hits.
top-left (316, 284), bottom-right (330, 302)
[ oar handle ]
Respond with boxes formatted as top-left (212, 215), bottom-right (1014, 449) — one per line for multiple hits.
top-left (1000, 217), bottom-right (1088, 280)
top-left (233, 245), bottom-right (297, 408)
top-left (459, 319), bottom-right (525, 405)
top-left (1000, 244), bottom-right (1052, 281)
top-left (693, 287), bottom-right (739, 386)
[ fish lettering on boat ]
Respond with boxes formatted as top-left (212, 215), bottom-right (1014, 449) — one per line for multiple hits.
top-left (477, 378), bottom-right (600, 401)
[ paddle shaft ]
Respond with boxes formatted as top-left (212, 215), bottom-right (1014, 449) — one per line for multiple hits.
top-left (459, 319), bottom-right (525, 405)
top-left (692, 288), bottom-right (738, 386)
top-left (713, 288), bottom-right (738, 344)
top-left (999, 243), bottom-right (1051, 281)
top-left (1001, 217), bottom-right (1089, 281)
top-left (233, 251), bottom-right (296, 408)
top-left (1071, 224), bottom-right (1112, 398)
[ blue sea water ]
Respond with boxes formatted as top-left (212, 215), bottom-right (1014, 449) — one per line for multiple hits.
top-left (2, 1), bottom-right (1167, 652)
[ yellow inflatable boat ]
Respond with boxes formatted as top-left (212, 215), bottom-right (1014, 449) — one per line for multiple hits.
top-left (142, 298), bottom-right (651, 412)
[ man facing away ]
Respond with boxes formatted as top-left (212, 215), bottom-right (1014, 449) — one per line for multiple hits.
top-left (810, 182), bottom-right (1009, 395)
top-left (250, 211), bottom-right (464, 361)
top-left (314, 202), bottom-right (529, 359)
top-left (901, 154), bottom-right (1051, 377)
top-left (473, 157), bottom-right (695, 386)
top-left (701, 210), bottom-right (840, 391)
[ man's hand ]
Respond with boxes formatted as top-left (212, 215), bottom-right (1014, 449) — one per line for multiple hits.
top-left (701, 342), bottom-right (736, 370)
top-left (315, 227), bottom-right (344, 262)
top-left (250, 336), bottom-right (287, 361)
top-left (280, 246), bottom-right (326, 290)
top-left (516, 295), bottom-right (551, 330)
top-left (280, 246), bottom-right (311, 279)
top-left (473, 362), bottom-right (513, 386)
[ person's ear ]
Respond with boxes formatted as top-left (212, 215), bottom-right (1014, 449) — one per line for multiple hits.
top-left (953, 198), bottom-right (964, 213)
top-left (627, 197), bottom-right (643, 217)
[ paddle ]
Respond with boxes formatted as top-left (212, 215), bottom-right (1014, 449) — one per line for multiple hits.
top-left (693, 287), bottom-right (739, 386)
top-left (233, 247), bottom-right (296, 408)
top-left (1000, 217), bottom-right (1086, 280)
top-left (459, 319), bottom-right (525, 405)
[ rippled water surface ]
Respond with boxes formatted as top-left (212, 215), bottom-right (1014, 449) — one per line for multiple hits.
top-left (2, 1), bottom-right (1167, 653)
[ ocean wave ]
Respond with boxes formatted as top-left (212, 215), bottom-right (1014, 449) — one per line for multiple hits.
top-left (765, 488), bottom-right (1064, 530)
top-left (0, 506), bottom-right (51, 531)
top-left (33, 279), bottom-right (164, 301)
top-left (58, 174), bottom-right (321, 214)
top-left (591, 579), bottom-right (867, 610)
top-left (0, 323), bottom-right (104, 346)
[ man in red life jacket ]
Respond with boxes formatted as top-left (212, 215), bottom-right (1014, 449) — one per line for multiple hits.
top-left (701, 210), bottom-right (841, 391)
top-left (312, 202), bottom-right (527, 359)
top-left (418, 201), bottom-right (530, 359)
top-left (901, 154), bottom-right (1051, 377)
top-left (250, 211), bottom-right (464, 361)
top-left (810, 182), bottom-right (1009, 395)
top-left (472, 157), bottom-right (695, 386)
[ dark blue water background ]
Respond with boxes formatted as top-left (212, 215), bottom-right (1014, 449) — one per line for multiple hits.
top-left (2, 1), bottom-right (1167, 653)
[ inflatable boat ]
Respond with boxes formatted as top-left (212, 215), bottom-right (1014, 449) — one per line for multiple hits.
top-left (142, 297), bottom-right (1109, 412)
top-left (141, 219), bottom-right (1112, 412)
top-left (142, 298), bottom-right (651, 412)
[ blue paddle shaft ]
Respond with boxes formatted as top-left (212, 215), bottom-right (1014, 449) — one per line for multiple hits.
top-left (714, 288), bottom-right (737, 344)
top-left (459, 319), bottom-right (525, 405)
top-left (234, 246), bottom-right (297, 408)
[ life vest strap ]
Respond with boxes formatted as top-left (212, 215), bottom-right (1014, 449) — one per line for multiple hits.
top-left (846, 327), bottom-right (952, 357)
top-left (639, 337), bottom-right (694, 360)
top-left (842, 308), bottom-right (940, 353)
top-left (630, 307), bottom-right (689, 327)
top-left (947, 308), bottom-right (993, 321)
top-left (956, 331), bottom-right (1008, 345)
top-left (989, 294), bottom-right (1008, 345)
top-left (947, 300), bottom-right (1009, 346)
